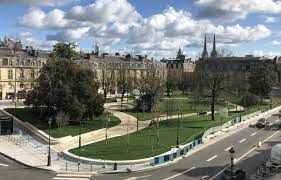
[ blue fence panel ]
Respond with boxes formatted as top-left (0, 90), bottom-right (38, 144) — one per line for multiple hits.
top-left (189, 143), bottom-right (193, 149)
top-left (180, 149), bottom-right (184, 156)
top-left (164, 155), bottom-right (170, 162)
top-left (173, 152), bottom-right (177, 159)
top-left (193, 141), bottom-right (196, 147)
top-left (154, 157), bottom-right (160, 165)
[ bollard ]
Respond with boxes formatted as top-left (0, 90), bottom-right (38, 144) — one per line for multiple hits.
top-left (65, 162), bottom-right (68, 171)
top-left (113, 163), bottom-right (117, 170)
top-left (78, 162), bottom-right (80, 172)
top-left (91, 164), bottom-right (93, 172)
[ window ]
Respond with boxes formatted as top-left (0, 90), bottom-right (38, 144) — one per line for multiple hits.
top-left (8, 70), bottom-right (13, 79)
top-left (31, 70), bottom-right (35, 78)
top-left (8, 60), bottom-right (13, 66)
top-left (20, 83), bottom-right (24, 89)
top-left (31, 61), bottom-right (34, 66)
top-left (2, 59), bottom-right (8, 65)
top-left (21, 61), bottom-right (24, 66)
top-left (19, 69), bottom-right (24, 78)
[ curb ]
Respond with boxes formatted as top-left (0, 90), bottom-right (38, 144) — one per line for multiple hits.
top-left (0, 151), bottom-right (53, 172)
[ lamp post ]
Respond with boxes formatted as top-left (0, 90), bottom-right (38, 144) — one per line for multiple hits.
top-left (106, 114), bottom-right (110, 145)
top-left (176, 107), bottom-right (180, 148)
top-left (47, 117), bottom-right (52, 166)
top-left (78, 119), bottom-right (82, 149)
top-left (229, 147), bottom-right (235, 180)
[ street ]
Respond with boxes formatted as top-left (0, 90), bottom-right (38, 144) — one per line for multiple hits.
top-left (93, 115), bottom-right (281, 180)
top-left (0, 154), bottom-right (55, 180)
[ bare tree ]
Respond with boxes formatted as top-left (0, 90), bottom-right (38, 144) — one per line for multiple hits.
top-left (116, 69), bottom-right (132, 101)
top-left (136, 68), bottom-right (165, 112)
top-left (100, 68), bottom-right (115, 99)
top-left (194, 60), bottom-right (231, 120)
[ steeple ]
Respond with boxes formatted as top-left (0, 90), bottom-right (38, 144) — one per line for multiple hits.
top-left (177, 46), bottom-right (182, 59)
top-left (211, 34), bottom-right (218, 57)
top-left (202, 34), bottom-right (208, 59)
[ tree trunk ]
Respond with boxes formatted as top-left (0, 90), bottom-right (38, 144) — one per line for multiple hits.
top-left (211, 93), bottom-right (215, 121)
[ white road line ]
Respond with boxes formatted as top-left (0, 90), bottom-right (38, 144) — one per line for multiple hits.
top-left (162, 167), bottom-right (196, 180)
top-left (210, 130), bottom-right (281, 180)
top-left (52, 178), bottom-right (89, 180)
top-left (269, 123), bottom-right (273, 126)
top-left (239, 138), bottom-right (246, 143)
top-left (124, 175), bottom-right (151, 180)
top-left (206, 155), bottom-right (218, 162)
top-left (275, 120), bottom-right (280, 123)
top-left (251, 132), bottom-right (257, 136)
top-left (200, 175), bottom-right (209, 179)
top-left (0, 163), bottom-right (9, 167)
top-left (224, 146), bottom-right (234, 151)
top-left (56, 174), bottom-right (91, 178)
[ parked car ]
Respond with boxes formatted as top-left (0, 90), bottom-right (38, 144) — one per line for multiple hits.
top-left (221, 167), bottom-right (246, 180)
top-left (256, 118), bottom-right (269, 128)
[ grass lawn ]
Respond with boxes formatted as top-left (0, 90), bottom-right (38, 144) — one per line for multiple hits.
top-left (4, 108), bottom-right (121, 138)
top-left (126, 98), bottom-right (228, 121)
top-left (69, 103), bottom-right (274, 160)
top-left (70, 111), bottom-right (239, 160)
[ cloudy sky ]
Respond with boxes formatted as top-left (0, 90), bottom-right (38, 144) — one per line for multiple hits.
top-left (0, 0), bottom-right (281, 59)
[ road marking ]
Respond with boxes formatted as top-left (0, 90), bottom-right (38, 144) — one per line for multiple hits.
top-left (210, 130), bottom-right (281, 180)
top-left (124, 175), bottom-right (151, 180)
top-left (52, 178), bottom-right (89, 180)
top-left (0, 163), bottom-right (9, 167)
top-left (224, 146), bottom-right (234, 151)
top-left (251, 132), bottom-right (257, 136)
top-left (269, 123), bottom-right (273, 126)
top-left (206, 155), bottom-right (218, 162)
top-left (239, 138), bottom-right (246, 143)
top-left (162, 167), bottom-right (196, 180)
top-left (56, 174), bottom-right (91, 178)
top-left (200, 175), bottom-right (209, 179)
top-left (275, 120), bottom-right (280, 123)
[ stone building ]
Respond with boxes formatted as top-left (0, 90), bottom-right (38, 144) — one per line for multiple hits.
top-left (0, 38), bottom-right (48, 100)
top-left (197, 34), bottom-right (281, 94)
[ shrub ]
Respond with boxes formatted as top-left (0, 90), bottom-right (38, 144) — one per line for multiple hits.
top-left (240, 93), bottom-right (259, 107)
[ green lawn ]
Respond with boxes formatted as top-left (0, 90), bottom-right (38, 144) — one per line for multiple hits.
top-left (70, 111), bottom-right (239, 160)
top-left (69, 103), bottom-right (274, 160)
top-left (4, 108), bottom-right (121, 138)
top-left (126, 98), bottom-right (228, 121)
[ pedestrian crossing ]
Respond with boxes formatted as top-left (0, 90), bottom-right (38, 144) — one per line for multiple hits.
top-left (52, 173), bottom-right (92, 180)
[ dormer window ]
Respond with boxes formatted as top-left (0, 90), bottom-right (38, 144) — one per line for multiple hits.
top-left (31, 61), bottom-right (35, 66)
top-left (8, 60), bottom-right (13, 66)
top-left (21, 61), bottom-right (24, 66)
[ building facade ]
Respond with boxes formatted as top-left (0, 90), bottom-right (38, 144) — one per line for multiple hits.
top-left (0, 38), bottom-right (48, 100)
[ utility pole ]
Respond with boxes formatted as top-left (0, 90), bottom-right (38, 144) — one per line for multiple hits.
top-left (176, 107), bottom-right (180, 148)
top-left (47, 118), bottom-right (52, 166)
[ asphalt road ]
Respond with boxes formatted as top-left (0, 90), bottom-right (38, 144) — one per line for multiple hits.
top-left (0, 154), bottom-right (55, 180)
top-left (93, 114), bottom-right (281, 180)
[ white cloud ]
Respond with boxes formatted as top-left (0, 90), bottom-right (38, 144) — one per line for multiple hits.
top-left (0, 0), bottom-right (78, 6)
top-left (67, 0), bottom-right (141, 25)
top-left (196, 0), bottom-right (281, 21)
top-left (273, 40), bottom-right (281, 45)
top-left (264, 16), bottom-right (278, 23)
top-left (252, 50), bottom-right (281, 57)
top-left (47, 27), bottom-right (90, 41)
top-left (19, 7), bottom-right (69, 29)
top-left (10, 32), bottom-right (57, 50)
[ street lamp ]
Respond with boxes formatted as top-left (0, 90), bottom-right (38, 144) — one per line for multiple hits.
top-left (176, 107), bottom-right (180, 148)
top-left (78, 119), bottom-right (82, 149)
top-left (229, 147), bottom-right (235, 180)
top-left (47, 117), bottom-right (52, 166)
top-left (106, 115), bottom-right (110, 145)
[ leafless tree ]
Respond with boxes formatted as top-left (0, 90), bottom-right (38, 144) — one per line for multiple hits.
top-left (100, 68), bottom-right (115, 99)
top-left (116, 69), bottom-right (132, 101)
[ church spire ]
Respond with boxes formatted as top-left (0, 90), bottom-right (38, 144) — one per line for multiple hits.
top-left (202, 34), bottom-right (208, 59)
top-left (211, 34), bottom-right (218, 57)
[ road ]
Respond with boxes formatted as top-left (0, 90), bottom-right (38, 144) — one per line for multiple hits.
top-left (93, 114), bottom-right (281, 180)
top-left (0, 153), bottom-right (55, 180)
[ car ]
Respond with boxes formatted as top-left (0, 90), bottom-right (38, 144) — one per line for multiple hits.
top-left (256, 118), bottom-right (269, 128)
top-left (220, 167), bottom-right (246, 180)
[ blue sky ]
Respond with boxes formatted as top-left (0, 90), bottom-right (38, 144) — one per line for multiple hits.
top-left (0, 0), bottom-right (281, 59)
